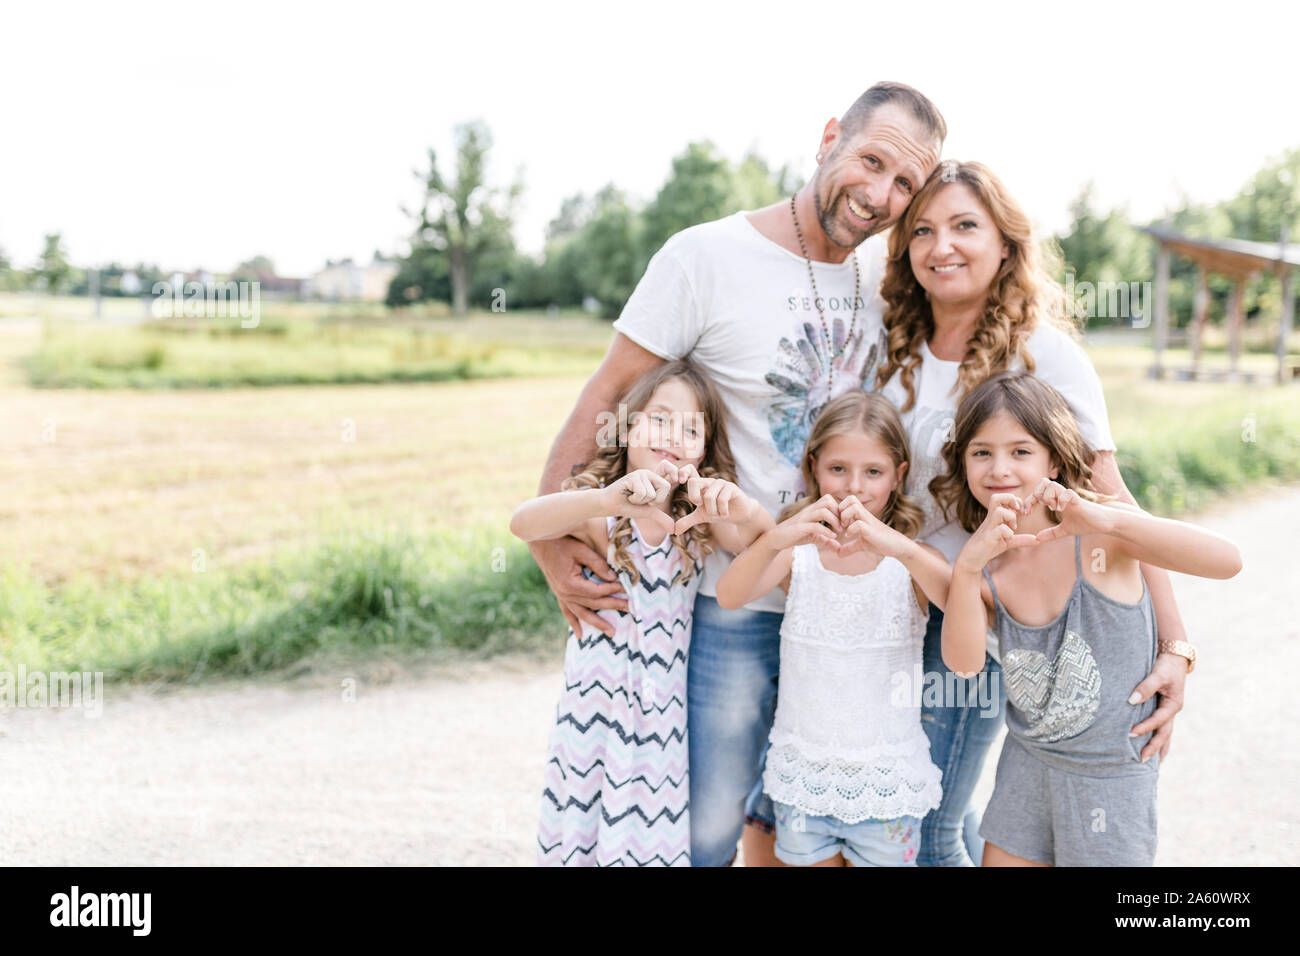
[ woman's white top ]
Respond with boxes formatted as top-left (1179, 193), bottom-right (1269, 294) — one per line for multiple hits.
top-left (763, 543), bottom-right (943, 823)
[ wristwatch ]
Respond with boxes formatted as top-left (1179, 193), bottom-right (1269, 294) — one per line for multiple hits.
top-left (1158, 639), bottom-right (1197, 673)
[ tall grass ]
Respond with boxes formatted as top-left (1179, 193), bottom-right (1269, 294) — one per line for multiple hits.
top-left (0, 528), bottom-right (560, 682)
top-left (1108, 378), bottom-right (1300, 514)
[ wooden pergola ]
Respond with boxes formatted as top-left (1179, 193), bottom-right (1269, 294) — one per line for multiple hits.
top-left (1140, 225), bottom-right (1299, 383)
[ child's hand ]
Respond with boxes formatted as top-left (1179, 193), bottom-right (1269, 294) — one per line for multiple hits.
top-left (956, 492), bottom-right (1039, 572)
top-left (669, 464), bottom-right (760, 534)
top-left (1024, 478), bottom-right (1116, 542)
top-left (602, 468), bottom-right (676, 536)
top-left (763, 494), bottom-right (842, 552)
top-left (835, 495), bottom-right (910, 559)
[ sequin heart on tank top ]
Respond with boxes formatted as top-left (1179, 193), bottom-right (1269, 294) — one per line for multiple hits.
top-left (1003, 630), bottom-right (1102, 743)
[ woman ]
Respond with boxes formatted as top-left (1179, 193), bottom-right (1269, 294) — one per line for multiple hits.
top-left (872, 161), bottom-right (1194, 866)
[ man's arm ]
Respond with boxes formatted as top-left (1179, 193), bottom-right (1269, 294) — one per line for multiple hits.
top-left (1091, 450), bottom-right (1188, 760)
top-left (529, 333), bottom-right (667, 636)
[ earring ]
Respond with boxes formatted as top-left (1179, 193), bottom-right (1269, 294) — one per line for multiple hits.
top-left (816, 153), bottom-right (824, 162)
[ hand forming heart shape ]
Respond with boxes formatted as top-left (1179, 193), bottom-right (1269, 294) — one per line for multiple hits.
top-left (646, 458), bottom-right (751, 536)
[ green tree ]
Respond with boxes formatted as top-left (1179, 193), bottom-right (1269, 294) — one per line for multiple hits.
top-left (1223, 147), bottom-right (1300, 243)
top-left (233, 255), bottom-right (277, 282)
top-left (402, 120), bottom-right (521, 315)
top-left (730, 151), bottom-right (798, 211)
top-left (573, 185), bottom-right (641, 318)
top-left (37, 232), bottom-right (72, 294)
top-left (640, 142), bottom-right (736, 267)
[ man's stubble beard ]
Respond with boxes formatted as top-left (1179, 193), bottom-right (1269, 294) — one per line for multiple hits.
top-left (812, 164), bottom-right (888, 251)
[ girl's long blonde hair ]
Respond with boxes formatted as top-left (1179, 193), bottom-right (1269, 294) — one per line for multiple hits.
top-left (875, 160), bottom-right (1078, 412)
top-left (929, 371), bottom-right (1114, 533)
top-left (563, 359), bottom-right (738, 584)
top-left (779, 390), bottom-right (924, 539)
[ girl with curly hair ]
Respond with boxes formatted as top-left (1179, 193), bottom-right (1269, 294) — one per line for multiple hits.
top-left (511, 359), bottom-right (772, 865)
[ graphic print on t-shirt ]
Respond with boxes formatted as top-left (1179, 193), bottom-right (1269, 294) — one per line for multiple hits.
top-left (764, 317), bottom-right (886, 466)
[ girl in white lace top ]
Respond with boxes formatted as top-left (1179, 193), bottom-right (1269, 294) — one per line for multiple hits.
top-left (717, 391), bottom-right (953, 867)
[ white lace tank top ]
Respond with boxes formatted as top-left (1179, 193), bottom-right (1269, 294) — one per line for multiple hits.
top-left (763, 543), bottom-right (943, 823)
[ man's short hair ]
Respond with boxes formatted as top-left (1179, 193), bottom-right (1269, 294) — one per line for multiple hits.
top-left (839, 81), bottom-right (946, 149)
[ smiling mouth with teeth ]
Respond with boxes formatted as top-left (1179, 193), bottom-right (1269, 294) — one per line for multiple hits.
top-left (845, 195), bottom-right (875, 224)
top-left (931, 264), bottom-right (964, 272)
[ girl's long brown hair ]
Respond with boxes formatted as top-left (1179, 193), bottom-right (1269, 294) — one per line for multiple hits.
top-left (929, 371), bottom-right (1114, 533)
top-left (779, 390), bottom-right (924, 539)
top-left (563, 359), bottom-right (738, 584)
top-left (875, 161), bottom-right (1078, 412)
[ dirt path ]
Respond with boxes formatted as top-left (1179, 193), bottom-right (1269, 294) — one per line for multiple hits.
top-left (3, 487), bottom-right (1297, 866)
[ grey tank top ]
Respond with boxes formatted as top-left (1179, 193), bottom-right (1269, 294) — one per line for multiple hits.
top-left (983, 536), bottom-right (1160, 777)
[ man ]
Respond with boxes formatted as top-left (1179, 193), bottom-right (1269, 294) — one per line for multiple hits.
top-left (531, 82), bottom-right (941, 866)
top-left (529, 82), bottom-right (1185, 866)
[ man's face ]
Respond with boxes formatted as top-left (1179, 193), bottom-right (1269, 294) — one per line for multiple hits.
top-left (813, 102), bottom-right (939, 249)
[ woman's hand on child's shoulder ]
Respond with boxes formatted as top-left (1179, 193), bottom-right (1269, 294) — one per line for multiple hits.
top-left (957, 492), bottom-right (1040, 572)
top-left (1025, 478), bottom-right (1118, 542)
top-left (765, 493), bottom-right (841, 552)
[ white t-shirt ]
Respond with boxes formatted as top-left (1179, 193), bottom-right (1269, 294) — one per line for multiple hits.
top-left (613, 210), bottom-right (890, 613)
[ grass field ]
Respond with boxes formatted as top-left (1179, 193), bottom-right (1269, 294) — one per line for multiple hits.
top-left (2, 308), bottom-right (1298, 683)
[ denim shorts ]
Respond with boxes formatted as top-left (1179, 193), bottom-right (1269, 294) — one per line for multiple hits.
top-left (773, 801), bottom-right (921, 867)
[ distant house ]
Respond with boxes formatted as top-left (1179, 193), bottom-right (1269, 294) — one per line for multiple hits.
top-left (305, 256), bottom-right (398, 302)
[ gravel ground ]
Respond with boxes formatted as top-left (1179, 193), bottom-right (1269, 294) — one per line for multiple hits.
top-left (2, 487), bottom-right (1296, 866)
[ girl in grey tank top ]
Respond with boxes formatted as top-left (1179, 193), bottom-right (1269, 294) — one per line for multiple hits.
top-left (931, 372), bottom-right (1242, 865)
top-left (984, 535), bottom-right (1157, 774)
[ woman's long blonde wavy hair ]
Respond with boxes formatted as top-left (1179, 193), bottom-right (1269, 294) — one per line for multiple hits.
top-left (778, 391), bottom-right (924, 539)
top-left (875, 160), bottom-right (1077, 412)
top-left (563, 359), bottom-right (738, 585)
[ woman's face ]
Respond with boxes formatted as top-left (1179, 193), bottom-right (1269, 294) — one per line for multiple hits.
top-left (962, 410), bottom-right (1058, 510)
top-left (625, 378), bottom-right (707, 474)
top-left (907, 182), bottom-right (1009, 308)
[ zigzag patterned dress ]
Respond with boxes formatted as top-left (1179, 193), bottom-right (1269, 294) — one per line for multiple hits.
top-left (537, 515), bottom-right (702, 866)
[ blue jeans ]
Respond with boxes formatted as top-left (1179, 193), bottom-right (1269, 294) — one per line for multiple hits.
top-left (918, 604), bottom-right (1006, 867)
top-left (686, 593), bottom-right (783, 867)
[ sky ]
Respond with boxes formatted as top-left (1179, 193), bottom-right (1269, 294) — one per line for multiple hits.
top-left (1, 0), bottom-right (1296, 277)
